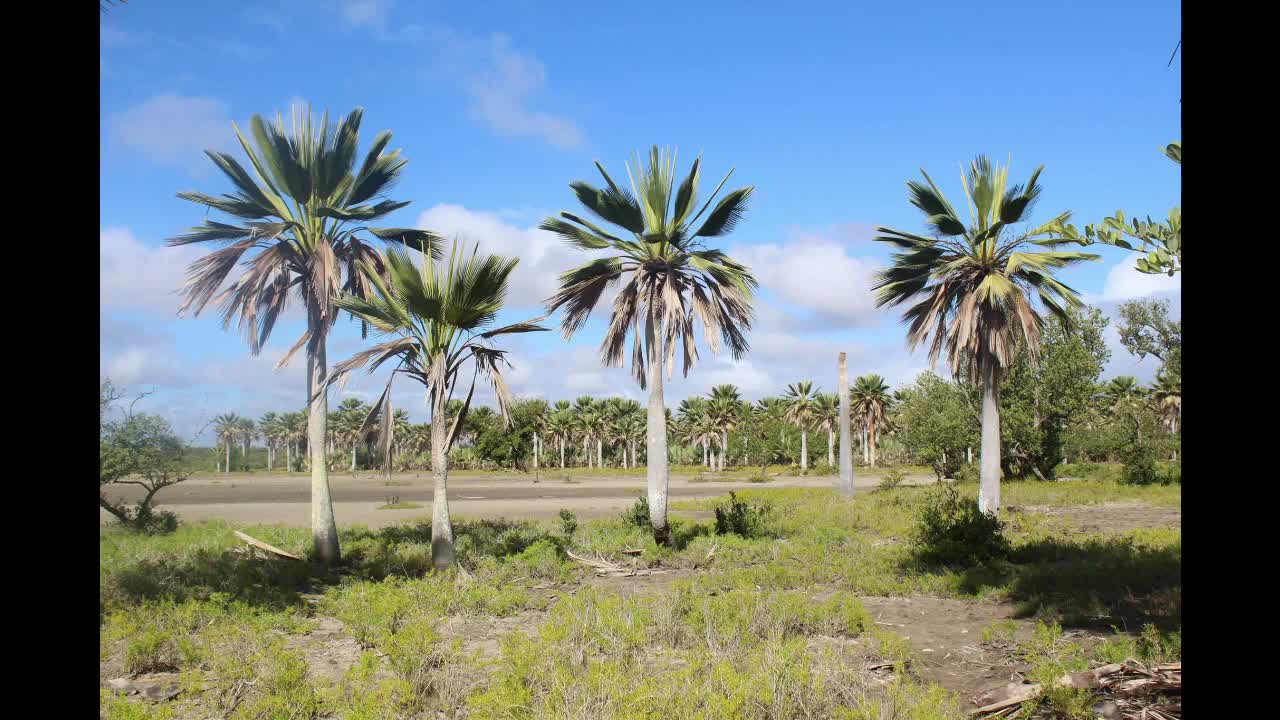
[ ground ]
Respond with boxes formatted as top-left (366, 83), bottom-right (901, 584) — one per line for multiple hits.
top-left (100, 469), bottom-right (1181, 719)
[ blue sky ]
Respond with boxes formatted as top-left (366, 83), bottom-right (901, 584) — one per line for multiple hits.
top-left (101, 0), bottom-right (1181, 442)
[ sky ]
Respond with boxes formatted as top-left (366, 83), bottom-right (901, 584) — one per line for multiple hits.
top-left (100, 0), bottom-right (1182, 443)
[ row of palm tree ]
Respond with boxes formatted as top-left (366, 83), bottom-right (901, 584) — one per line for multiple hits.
top-left (173, 102), bottom-right (1109, 563)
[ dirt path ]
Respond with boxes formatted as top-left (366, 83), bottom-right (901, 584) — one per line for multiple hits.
top-left (1016, 501), bottom-right (1181, 532)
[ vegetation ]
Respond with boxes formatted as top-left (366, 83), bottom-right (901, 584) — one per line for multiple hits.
top-left (542, 146), bottom-right (759, 547)
top-left (873, 156), bottom-right (1100, 514)
top-left (100, 381), bottom-right (188, 533)
top-left (169, 105), bottom-right (441, 565)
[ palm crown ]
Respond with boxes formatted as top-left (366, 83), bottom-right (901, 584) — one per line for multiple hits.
top-left (168, 105), bottom-right (441, 361)
top-left (872, 156), bottom-right (1099, 382)
top-left (543, 146), bottom-right (758, 385)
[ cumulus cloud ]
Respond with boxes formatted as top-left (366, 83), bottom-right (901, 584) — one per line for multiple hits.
top-left (1088, 259), bottom-right (1181, 303)
top-left (108, 94), bottom-right (232, 172)
top-left (462, 34), bottom-right (584, 149)
top-left (100, 227), bottom-right (201, 315)
top-left (732, 225), bottom-right (885, 330)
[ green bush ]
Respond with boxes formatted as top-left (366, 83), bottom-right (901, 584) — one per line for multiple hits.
top-left (622, 496), bottom-right (651, 529)
top-left (713, 492), bottom-right (771, 539)
top-left (878, 468), bottom-right (907, 492)
top-left (1120, 443), bottom-right (1159, 485)
top-left (911, 485), bottom-right (1009, 566)
top-left (557, 509), bottom-right (578, 537)
top-left (953, 464), bottom-right (978, 484)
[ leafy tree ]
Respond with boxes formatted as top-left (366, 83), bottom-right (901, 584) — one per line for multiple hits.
top-left (543, 146), bottom-right (758, 546)
top-left (999, 305), bottom-right (1110, 479)
top-left (873, 155), bottom-right (1098, 513)
top-left (168, 105), bottom-right (439, 564)
top-left (328, 241), bottom-right (547, 570)
top-left (1117, 299), bottom-right (1181, 379)
top-left (100, 381), bottom-right (189, 533)
top-left (894, 372), bottom-right (979, 480)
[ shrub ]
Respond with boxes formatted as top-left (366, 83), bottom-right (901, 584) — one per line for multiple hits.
top-left (1120, 443), bottom-right (1159, 485)
top-left (952, 464), bottom-right (978, 484)
top-left (911, 485), bottom-right (1009, 566)
top-left (1164, 462), bottom-right (1181, 485)
top-left (877, 468), bottom-right (907, 492)
top-left (622, 496), bottom-right (651, 529)
top-left (557, 509), bottom-right (578, 537)
top-left (713, 492), bottom-right (771, 539)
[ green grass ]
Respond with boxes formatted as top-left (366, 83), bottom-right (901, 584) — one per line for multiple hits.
top-left (101, 476), bottom-right (1178, 718)
top-left (376, 501), bottom-right (423, 509)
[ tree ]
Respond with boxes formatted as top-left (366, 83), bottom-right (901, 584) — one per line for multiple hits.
top-left (783, 381), bottom-right (818, 472)
top-left (168, 105), bottom-right (440, 565)
top-left (1116, 299), bottom-right (1181, 380)
top-left (709, 384), bottom-right (741, 471)
top-left (998, 305), bottom-right (1110, 480)
top-left (259, 412), bottom-right (281, 469)
top-left (100, 381), bottom-right (189, 533)
top-left (212, 413), bottom-right (240, 474)
top-left (1151, 372), bottom-right (1181, 460)
top-left (873, 155), bottom-right (1098, 514)
top-left (894, 372), bottom-right (979, 480)
top-left (543, 147), bottom-right (757, 546)
top-left (237, 417), bottom-right (257, 471)
top-left (329, 240), bottom-right (547, 570)
top-left (813, 392), bottom-right (840, 468)
top-left (851, 375), bottom-right (890, 467)
top-left (1040, 142), bottom-right (1181, 276)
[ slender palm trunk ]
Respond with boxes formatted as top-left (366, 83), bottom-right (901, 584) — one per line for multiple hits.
top-left (647, 353), bottom-right (671, 546)
top-left (838, 353), bottom-right (854, 497)
top-left (533, 432), bottom-right (539, 471)
top-left (869, 417), bottom-right (877, 468)
top-left (429, 383), bottom-right (454, 571)
top-left (583, 438), bottom-right (589, 468)
top-left (630, 439), bottom-right (636, 469)
top-left (597, 439), bottom-right (603, 468)
top-left (560, 438), bottom-right (566, 469)
top-left (800, 429), bottom-right (808, 472)
top-left (721, 431), bottom-right (729, 471)
top-left (308, 329), bottom-right (340, 565)
top-left (703, 439), bottom-right (709, 468)
top-left (225, 441), bottom-right (231, 475)
top-left (862, 424), bottom-right (869, 465)
top-left (827, 429), bottom-right (834, 467)
top-left (286, 442), bottom-right (292, 473)
top-left (977, 364), bottom-right (1002, 516)
top-left (967, 446), bottom-right (973, 464)
top-left (351, 441), bottom-right (358, 471)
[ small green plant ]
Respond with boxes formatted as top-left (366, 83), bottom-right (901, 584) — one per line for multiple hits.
top-left (1120, 443), bottom-right (1159, 485)
top-left (877, 468), bottom-right (907, 492)
top-left (557, 509), bottom-right (578, 537)
top-left (713, 492), bottom-right (771, 538)
top-left (623, 496), bottom-right (651, 529)
top-left (911, 485), bottom-right (1009, 566)
top-left (952, 464), bottom-right (978, 484)
top-left (981, 620), bottom-right (1018, 644)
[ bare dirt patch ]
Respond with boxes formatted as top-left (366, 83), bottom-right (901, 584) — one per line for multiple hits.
top-left (1016, 502), bottom-right (1181, 533)
top-left (282, 615), bottom-right (369, 684)
top-left (437, 609), bottom-right (548, 660)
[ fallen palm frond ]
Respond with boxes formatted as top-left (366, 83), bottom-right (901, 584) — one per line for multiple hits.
top-left (565, 549), bottom-right (673, 577)
top-left (971, 660), bottom-right (1181, 718)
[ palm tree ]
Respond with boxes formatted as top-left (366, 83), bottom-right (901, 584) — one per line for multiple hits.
top-left (851, 375), bottom-right (891, 468)
top-left (281, 411), bottom-right (307, 472)
top-left (543, 147), bottom-right (757, 546)
top-left (212, 413), bottom-right (241, 473)
top-left (168, 105), bottom-right (440, 564)
top-left (572, 397), bottom-right (597, 468)
top-left (546, 408), bottom-right (574, 469)
top-left (1151, 372), bottom-right (1181, 446)
top-left (813, 393), bottom-right (840, 468)
top-left (1102, 376), bottom-right (1150, 444)
top-left (872, 156), bottom-right (1098, 514)
top-left (678, 398), bottom-right (710, 467)
top-left (784, 382), bottom-right (819, 473)
top-left (259, 412), bottom-right (280, 469)
top-left (709, 384), bottom-right (741, 470)
top-left (236, 417), bottom-right (257, 471)
top-left (328, 240), bottom-right (547, 571)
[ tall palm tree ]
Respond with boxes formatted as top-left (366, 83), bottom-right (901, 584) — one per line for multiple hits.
top-left (236, 417), bottom-right (257, 471)
top-left (678, 397), bottom-right (711, 467)
top-left (212, 413), bottom-right (241, 473)
top-left (784, 381), bottom-right (818, 473)
top-left (872, 156), bottom-right (1097, 514)
top-left (709, 384), bottom-right (741, 470)
top-left (851, 375), bottom-right (891, 468)
top-left (572, 397), bottom-right (597, 468)
top-left (543, 147), bottom-right (757, 546)
top-left (168, 105), bottom-right (440, 564)
top-left (259, 412), bottom-right (280, 469)
top-left (546, 409), bottom-right (574, 469)
top-left (813, 393), bottom-right (840, 468)
top-left (1151, 373), bottom-right (1181, 461)
top-left (328, 240), bottom-right (547, 571)
top-left (281, 411), bottom-right (307, 472)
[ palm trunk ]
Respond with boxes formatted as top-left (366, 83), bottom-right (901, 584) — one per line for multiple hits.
top-left (967, 446), bottom-right (973, 464)
top-left (721, 431), bottom-right (729, 471)
top-left (286, 442), bottom-right (292, 473)
top-left (703, 439), bottom-right (709, 468)
top-left (533, 431), bottom-right (539, 471)
top-left (597, 439), bottom-right (603, 468)
top-left (560, 439), bottom-right (566, 469)
top-left (838, 353), bottom-right (854, 497)
top-left (869, 417), bottom-right (877, 468)
top-left (863, 424), bottom-right (869, 465)
top-left (430, 382), bottom-right (454, 571)
top-left (351, 441), bottom-right (358, 472)
top-left (647, 351), bottom-right (671, 546)
top-left (308, 327), bottom-right (340, 565)
top-left (827, 428), bottom-right (835, 468)
top-left (978, 364), bottom-right (1002, 516)
top-left (225, 441), bottom-right (231, 475)
top-left (630, 439), bottom-right (636, 469)
top-left (800, 429), bottom-right (808, 472)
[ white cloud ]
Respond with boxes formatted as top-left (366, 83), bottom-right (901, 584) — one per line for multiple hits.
top-left (1089, 259), bottom-right (1181, 303)
top-left (108, 94), bottom-right (232, 172)
top-left (100, 228), bottom-right (202, 315)
top-left (340, 0), bottom-right (393, 30)
top-left (416, 204), bottom-right (596, 309)
top-left (732, 230), bottom-right (884, 329)
top-left (101, 26), bottom-right (141, 48)
top-left (463, 34), bottom-right (583, 149)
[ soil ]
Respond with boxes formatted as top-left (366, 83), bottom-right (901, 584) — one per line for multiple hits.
top-left (1016, 501), bottom-right (1181, 533)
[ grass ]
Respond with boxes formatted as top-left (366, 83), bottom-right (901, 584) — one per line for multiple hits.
top-left (102, 476), bottom-right (1179, 718)
top-left (376, 501), bottom-right (423, 510)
